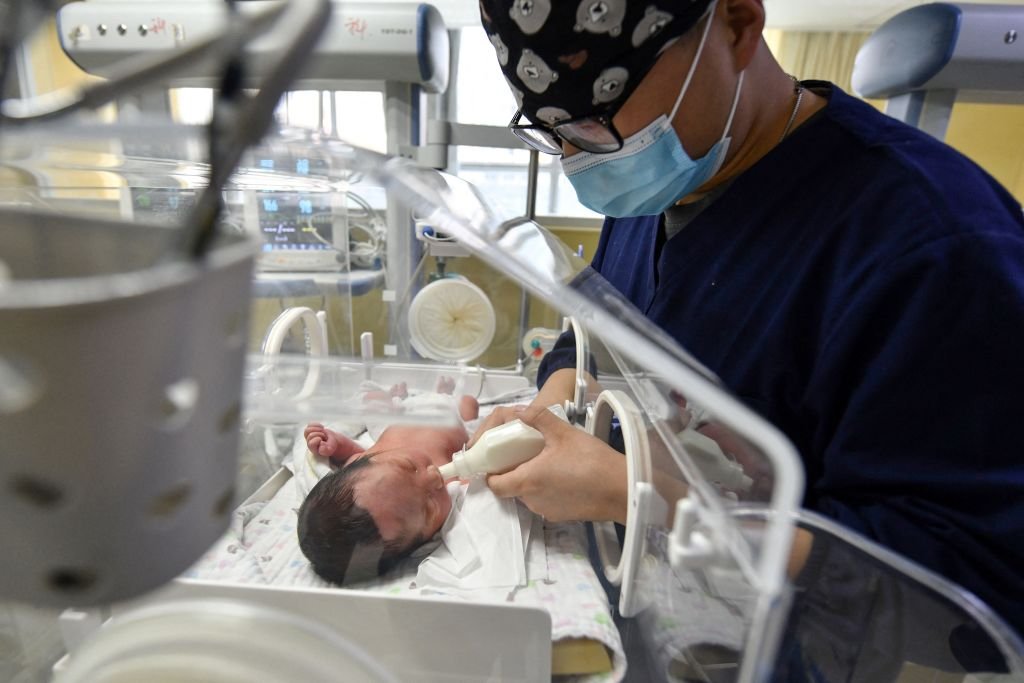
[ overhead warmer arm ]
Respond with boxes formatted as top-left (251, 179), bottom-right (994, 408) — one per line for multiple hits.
top-left (56, 1), bottom-right (449, 94)
top-left (852, 2), bottom-right (1024, 140)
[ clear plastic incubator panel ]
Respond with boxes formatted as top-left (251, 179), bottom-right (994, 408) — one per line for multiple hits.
top-left (362, 155), bottom-right (806, 682)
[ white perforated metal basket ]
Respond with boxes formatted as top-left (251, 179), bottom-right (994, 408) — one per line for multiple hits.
top-left (0, 208), bottom-right (255, 606)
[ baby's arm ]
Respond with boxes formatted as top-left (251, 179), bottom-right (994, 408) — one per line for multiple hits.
top-left (304, 423), bottom-right (364, 461)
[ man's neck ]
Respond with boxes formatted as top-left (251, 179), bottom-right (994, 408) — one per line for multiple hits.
top-left (697, 64), bottom-right (827, 197)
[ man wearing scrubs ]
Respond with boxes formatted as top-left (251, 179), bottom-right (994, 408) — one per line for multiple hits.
top-left (476, 0), bottom-right (1024, 642)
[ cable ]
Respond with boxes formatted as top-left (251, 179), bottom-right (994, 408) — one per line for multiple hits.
top-left (348, 222), bottom-right (383, 268)
top-left (339, 188), bottom-right (386, 269)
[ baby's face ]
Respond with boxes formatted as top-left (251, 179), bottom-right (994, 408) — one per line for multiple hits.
top-left (352, 450), bottom-right (452, 545)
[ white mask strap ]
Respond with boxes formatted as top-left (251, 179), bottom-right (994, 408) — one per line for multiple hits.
top-left (721, 70), bottom-right (744, 139)
top-left (668, 0), bottom-right (718, 122)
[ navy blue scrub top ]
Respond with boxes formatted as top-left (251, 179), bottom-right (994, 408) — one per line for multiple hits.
top-left (540, 83), bottom-right (1024, 635)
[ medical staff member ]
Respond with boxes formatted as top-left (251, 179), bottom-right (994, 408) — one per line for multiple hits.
top-left (476, 0), bottom-right (1024, 637)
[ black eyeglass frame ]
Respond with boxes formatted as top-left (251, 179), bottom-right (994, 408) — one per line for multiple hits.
top-left (508, 110), bottom-right (625, 156)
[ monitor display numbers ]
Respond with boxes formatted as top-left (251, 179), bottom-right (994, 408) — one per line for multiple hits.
top-left (248, 154), bottom-right (327, 177)
top-left (130, 189), bottom-right (196, 225)
top-left (256, 193), bottom-right (332, 252)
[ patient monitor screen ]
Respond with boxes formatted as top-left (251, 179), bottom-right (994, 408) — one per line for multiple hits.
top-left (256, 191), bottom-right (340, 271)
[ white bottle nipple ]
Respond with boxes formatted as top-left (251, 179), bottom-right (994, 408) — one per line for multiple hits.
top-left (437, 461), bottom-right (457, 480)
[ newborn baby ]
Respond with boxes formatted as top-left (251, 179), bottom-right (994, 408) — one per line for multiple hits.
top-left (297, 394), bottom-right (478, 585)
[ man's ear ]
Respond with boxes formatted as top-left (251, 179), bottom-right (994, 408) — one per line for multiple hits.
top-left (722, 0), bottom-right (765, 71)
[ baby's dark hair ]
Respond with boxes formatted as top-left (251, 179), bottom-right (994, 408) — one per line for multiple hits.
top-left (297, 456), bottom-right (420, 585)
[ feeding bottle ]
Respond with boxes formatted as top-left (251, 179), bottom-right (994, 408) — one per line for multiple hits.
top-left (438, 419), bottom-right (545, 479)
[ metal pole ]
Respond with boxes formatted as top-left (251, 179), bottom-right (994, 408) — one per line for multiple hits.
top-left (517, 150), bottom-right (541, 371)
top-left (384, 81), bottom-right (421, 358)
top-left (525, 149), bottom-right (539, 219)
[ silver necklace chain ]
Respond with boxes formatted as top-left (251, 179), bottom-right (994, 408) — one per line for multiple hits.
top-left (779, 77), bottom-right (805, 143)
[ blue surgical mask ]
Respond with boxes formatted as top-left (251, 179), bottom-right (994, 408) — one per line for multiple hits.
top-left (561, 5), bottom-right (744, 218)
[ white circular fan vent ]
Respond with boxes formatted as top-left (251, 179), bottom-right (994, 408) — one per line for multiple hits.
top-left (408, 278), bottom-right (496, 362)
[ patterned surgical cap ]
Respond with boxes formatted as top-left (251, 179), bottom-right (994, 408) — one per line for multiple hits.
top-left (480, 0), bottom-right (715, 127)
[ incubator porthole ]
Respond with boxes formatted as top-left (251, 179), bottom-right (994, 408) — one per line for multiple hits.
top-left (48, 568), bottom-right (98, 594)
top-left (10, 475), bottom-right (64, 508)
top-left (147, 483), bottom-right (192, 518)
top-left (218, 401), bottom-right (241, 434)
top-left (158, 378), bottom-right (199, 430)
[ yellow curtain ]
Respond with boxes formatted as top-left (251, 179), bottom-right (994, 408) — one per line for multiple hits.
top-left (763, 30), bottom-right (1024, 202)
top-left (766, 30), bottom-right (871, 94)
top-left (25, 19), bottom-right (96, 94)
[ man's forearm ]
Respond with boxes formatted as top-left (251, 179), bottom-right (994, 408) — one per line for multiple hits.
top-left (531, 367), bottom-right (577, 410)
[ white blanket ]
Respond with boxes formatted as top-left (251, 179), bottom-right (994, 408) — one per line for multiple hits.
top-left (186, 395), bottom-right (626, 681)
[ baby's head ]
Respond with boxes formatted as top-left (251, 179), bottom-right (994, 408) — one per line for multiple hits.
top-left (297, 449), bottom-right (452, 584)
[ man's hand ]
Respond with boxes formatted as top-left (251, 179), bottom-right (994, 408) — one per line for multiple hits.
top-left (486, 407), bottom-right (628, 524)
top-left (468, 367), bottom-right (580, 447)
top-left (467, 405), bottom-right (529, 448)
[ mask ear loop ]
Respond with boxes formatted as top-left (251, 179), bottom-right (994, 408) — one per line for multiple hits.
top-left (668, 0), bottom-right (744, 153)
top-left (667, 0), bottom-right (719, 122)
top-left (720, 70), bottom-right (745, 141)
top-left (701, 70), bottom-right (745, 179)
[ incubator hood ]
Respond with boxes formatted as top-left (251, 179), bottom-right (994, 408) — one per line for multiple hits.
top-left (355, 147), bottom-right (804, 681)
top-left (303, 139), bottom-right (1024, 682)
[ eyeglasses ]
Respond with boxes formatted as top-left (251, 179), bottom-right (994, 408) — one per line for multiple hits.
top-left (508, 110), bottom-right (625, 156)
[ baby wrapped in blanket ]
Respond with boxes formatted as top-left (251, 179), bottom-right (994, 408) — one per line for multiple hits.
top-left (192, 380), bottom-right (627, 680)
top-left (296, 382), bottom-right (540, 595)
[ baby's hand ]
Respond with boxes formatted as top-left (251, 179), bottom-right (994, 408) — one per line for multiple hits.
top-left (304, 422), bottom-right (339, 457)
top-left (304, 423), bottom-right (366, 462)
